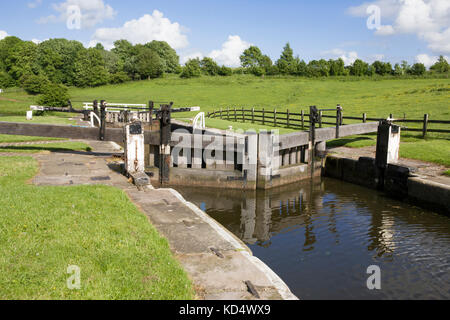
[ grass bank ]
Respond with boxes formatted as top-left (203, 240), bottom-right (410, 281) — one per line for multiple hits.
top-left (0, 156), bottom-right (194, 299)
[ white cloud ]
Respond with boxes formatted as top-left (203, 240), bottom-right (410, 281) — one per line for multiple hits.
top-left (415, 53), bottom-right (449, 67)
top-left (348, 0), bottom-right (450, 54)
top-left (38, 0), bottom-right (116, 29)
top-left (89, 10), bottom-right (188, 50)
top-left (181, 52), bottom-right (204, 64)
top-left (0, 30), bottom-right (8, 40)
top-left (31, 38), bottom-right (49, 44)
top-left (321, 49), bottom-right (359, 65)
top-left (28, 0), bottom-right (42, 8)
top-left (208, 35), bottom-right (251, 67)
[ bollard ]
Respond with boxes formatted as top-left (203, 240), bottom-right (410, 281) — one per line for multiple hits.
top-left (124, 121), bottom-right (150, 187)
top-left (375, 120), bottom-right (401, 169)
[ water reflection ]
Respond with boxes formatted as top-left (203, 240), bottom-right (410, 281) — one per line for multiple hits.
top-left (175, 178), bottom-right (450, 299)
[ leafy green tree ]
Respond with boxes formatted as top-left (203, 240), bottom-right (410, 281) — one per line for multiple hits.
top-left (372, 61), bottom-right (392, 75)
top-left (329, 58), bottom-right (345, 76)
top-left (430, 56), bottom-right (449, 73)
top-left (36, 39), bottom-right (84, 85)
top-left (145, 41), bottom-right (180, 73)
top-left (240, 46), bottom-right (264, 68)
top-left (22, 74), bottom-right (50, 94)
top-left (200, 57), bottom-right (220, 75)
top-left (0, 71), bottom-right (15, 88)
top-left (393, 63), bottom-right (403, 76)
top-left (307, 59), bottom-right (330, 77)
top-left (350, 59), bottom-right (369, 76)
top-left (410, 63), bottom-right (426, 75)
top-left (401, 60), bottom-right (410, 74)
top-left (180, 58), bottom-right (201, 78)
top-left (37, 83), bottom-right (70, 107)
top-left (109, 71), bottom-right (130, 84)
top-left (74, 48), bottom-right (109, 87)
top-left (135, 46), bottom-right (164, 79)
top-left (276, 43), bottom-right (296, 75)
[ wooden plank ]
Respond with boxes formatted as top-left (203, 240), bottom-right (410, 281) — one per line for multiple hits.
top-left (0, 121), bottom-right (160, 145)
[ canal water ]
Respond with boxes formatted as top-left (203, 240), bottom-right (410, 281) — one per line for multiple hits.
top-left (174, 178), bottom-right (450, 300)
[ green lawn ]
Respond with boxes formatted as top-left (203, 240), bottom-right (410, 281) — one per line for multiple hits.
top-left (0, 156), bottom-right (194, 299)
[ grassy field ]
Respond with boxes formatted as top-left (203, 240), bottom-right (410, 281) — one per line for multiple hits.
top-left (0, 75), bottom-right (448, 166)
top-left (0, 156), bottom-right (194, 299)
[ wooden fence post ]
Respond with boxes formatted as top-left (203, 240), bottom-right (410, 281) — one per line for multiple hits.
top-left (220, 108), bottom-right (223, 119)
top-left (262, 108), bottom-right (265, 125)
top-left (287, 109), bottom-right (290, 128)
top-left (423, 114), bottom-right (429, 138)
top-left (363, 113), bottom-right (367, 123)
top-left (274, 109), bottom-right (277, 127)
top-left (252, 108), bottom-right (255, 123)
top-left (301, 110), bottom-right (304, 130)
top-left (319, 111), bottom-right (323, 128)
top-left (234, 107), bottom-right (237, 122)
top-left (149, 101), bottom-right (154, 125)
top-left (242, 107), bottom-right (245, 123)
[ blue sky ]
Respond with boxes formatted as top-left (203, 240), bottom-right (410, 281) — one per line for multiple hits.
top-left (0, 0), bottom-right (449, 67)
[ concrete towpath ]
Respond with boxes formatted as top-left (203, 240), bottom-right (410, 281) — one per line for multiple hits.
top-left (16, 140), bottom-right (297, 300)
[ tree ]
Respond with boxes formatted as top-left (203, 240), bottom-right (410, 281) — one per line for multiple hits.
top-left (276, 43), bottom-right (296, 75)
top-left (410, 63), bottom-right (426, 75)
top-left (350, 59), bottom-right (369, 76)
top-left (37, 83), bottom-right (70, 107)
top-left (372, 61), bottom-right (392, 75)
top-left (74, 48), bottom-right (109, 87)
top-left (36, 39), bottom-right (85, 85)
top-left (430, 55), bottom-right (449, 73)
top-left (180, 58), bottom-right (201, 78)
top-left (135, 46), bottom-right (164, 79)
top-left (329, 58), bottom-right (345, 76)
top-left (145, 41), bottom-right (180, 73)
top-left (200, 57), bottom-right (220, 76)
top-left (240, 46), bottom-right (264, 68)
top-left (22, 74), bottom-right (50, 94)
top-left (307, 59), bottom-right (330, 77)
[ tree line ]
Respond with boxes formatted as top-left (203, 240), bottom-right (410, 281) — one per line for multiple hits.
top-left (234, 43), bottom-right (450, 77)
top-left (0, 36), bottom-right (448, 107)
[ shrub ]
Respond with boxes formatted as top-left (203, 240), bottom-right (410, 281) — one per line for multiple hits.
top-left (110, 71), bottom-right (131, 84)
top-left (22, 74), bottom-right (50, 94)
top-left (218, 66), bottom-right (232, 76)
top-left (180, 59), bottom-right (201, 78)
top-left (0, 71), bottom-right (16, 88)
top-left (37, 83), bottom-right (70, 108)
top-left (410, 63), bottom-right (426, 76)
